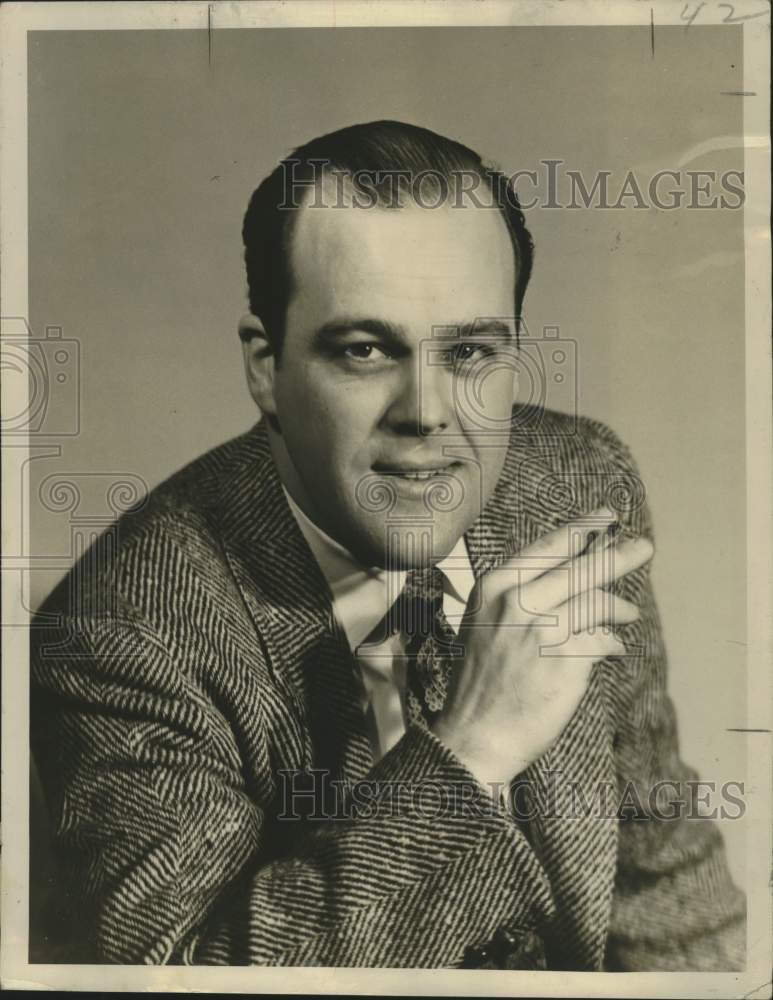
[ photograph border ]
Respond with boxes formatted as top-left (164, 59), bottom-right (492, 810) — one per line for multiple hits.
top-left (1, 2), bottom-right (770, 995)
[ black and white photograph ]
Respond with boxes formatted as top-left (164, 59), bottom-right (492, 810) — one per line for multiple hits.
top-left (1, 1), bottom-right (770, 994)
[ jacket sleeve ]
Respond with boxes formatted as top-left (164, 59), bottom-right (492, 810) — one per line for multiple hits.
top-left (592, 422), bottom-right (746, 971)
top-left (31, 593), bottom-right (555, 967)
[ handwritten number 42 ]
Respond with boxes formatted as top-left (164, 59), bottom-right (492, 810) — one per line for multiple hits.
top-left (680, 2), bottom-right (769, 25)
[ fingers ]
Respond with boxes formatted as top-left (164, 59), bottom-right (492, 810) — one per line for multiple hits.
top-left (480, 507), bottom-right (619, 597)
top-left (523, 534), bottom-right (654, 612)
top-left (573, 534), bottom-right (654, 595)
top-left (540, 625), bottom-right (627, 663)
top-left (579, 628), bottom-right (627, 660)
top-left (560, 590), bottom-right (639, 635)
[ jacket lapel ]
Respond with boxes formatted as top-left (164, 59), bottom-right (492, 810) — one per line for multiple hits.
top-left (215, 422), bottom-right (374, 788)
top-left (464, 425), bottom-right (618, 970)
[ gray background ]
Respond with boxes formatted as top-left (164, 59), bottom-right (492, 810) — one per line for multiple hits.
top-left (27, 27), bottom-right (746, 887)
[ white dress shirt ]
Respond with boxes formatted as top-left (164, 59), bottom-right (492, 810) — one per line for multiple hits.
top-left (282, 487), bottom-right (476, 761)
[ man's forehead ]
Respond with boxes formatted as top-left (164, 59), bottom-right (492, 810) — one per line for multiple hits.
top-left (289, 190), bottom-right (516, 290)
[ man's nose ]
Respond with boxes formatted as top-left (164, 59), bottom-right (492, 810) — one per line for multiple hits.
top-left (385, 356), bottom-right (454, 435)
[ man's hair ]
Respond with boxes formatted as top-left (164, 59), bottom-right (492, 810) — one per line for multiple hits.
top-left (241, 119), bottom-right (534, 357)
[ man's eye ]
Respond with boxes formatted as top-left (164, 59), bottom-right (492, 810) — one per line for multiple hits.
top-left (452, 342), bottom-right (498, 365)
top-left (342, 343), bottom-right (390, 362)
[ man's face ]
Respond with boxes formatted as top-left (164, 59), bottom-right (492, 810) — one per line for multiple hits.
top-left (255, 193), bottom-right (518, 568)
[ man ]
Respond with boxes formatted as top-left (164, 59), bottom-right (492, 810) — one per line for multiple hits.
top-left (31, 120), bottom-right (745, 969)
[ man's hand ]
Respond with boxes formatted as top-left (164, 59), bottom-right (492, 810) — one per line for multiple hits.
top-left (432, 509), bottom-right (654, 789)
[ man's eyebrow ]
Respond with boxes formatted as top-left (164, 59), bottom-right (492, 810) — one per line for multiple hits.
top-left (438, 319), bottom-right (515, 339)
top-left (313, 317), bottom-right (515, 344)
top-left (313, 318), bottom-right (406, 343)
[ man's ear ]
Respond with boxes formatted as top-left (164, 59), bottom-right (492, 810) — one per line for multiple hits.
top-left (239, 312), bottom-right (278, 418)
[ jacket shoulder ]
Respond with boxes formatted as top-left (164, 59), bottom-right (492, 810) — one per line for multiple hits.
top-left (512, 404), bottom-right (641, 475)
top-left (35, 423), bottom-right (266, 624)
top-left (138, 422), bottom-right (263, 521)
top-left (504, 406), bottom-right (650, 534)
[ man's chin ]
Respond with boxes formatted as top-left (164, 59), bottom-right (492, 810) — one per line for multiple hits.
top-left (350, 520), bottom-right (472, 571)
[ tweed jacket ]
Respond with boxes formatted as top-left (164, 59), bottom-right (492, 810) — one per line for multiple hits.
top-left (30, 405), bottom-right (746, 969)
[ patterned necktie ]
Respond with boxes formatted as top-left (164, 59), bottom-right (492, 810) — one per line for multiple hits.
top-left (389, 566), bottom-right (466, 729)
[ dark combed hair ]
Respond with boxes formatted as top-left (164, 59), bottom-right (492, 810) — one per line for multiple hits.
top-left (241, 120), bottom-right (534, 356)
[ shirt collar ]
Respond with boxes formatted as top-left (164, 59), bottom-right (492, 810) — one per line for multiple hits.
top-left (281, 485), bottom-right (476, 651)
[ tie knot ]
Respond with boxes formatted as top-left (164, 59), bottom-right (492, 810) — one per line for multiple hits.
top-left (403, 565), bottom-right (446, 605)
top-left (386, 565), bottom-right (447, 643)
top-left (366, 567), bottom-right (447, 646)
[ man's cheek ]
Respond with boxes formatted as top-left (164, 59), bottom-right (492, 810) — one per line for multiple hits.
top-left (453, 366), bottom-right (506, 415)
top-left (481, 368), bottom-right (517, 407)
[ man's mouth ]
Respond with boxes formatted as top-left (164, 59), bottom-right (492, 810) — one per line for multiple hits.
top-left (372, 462), bottom-right (461, 481)
top-left (391, 469), bottom-right (446, 481)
